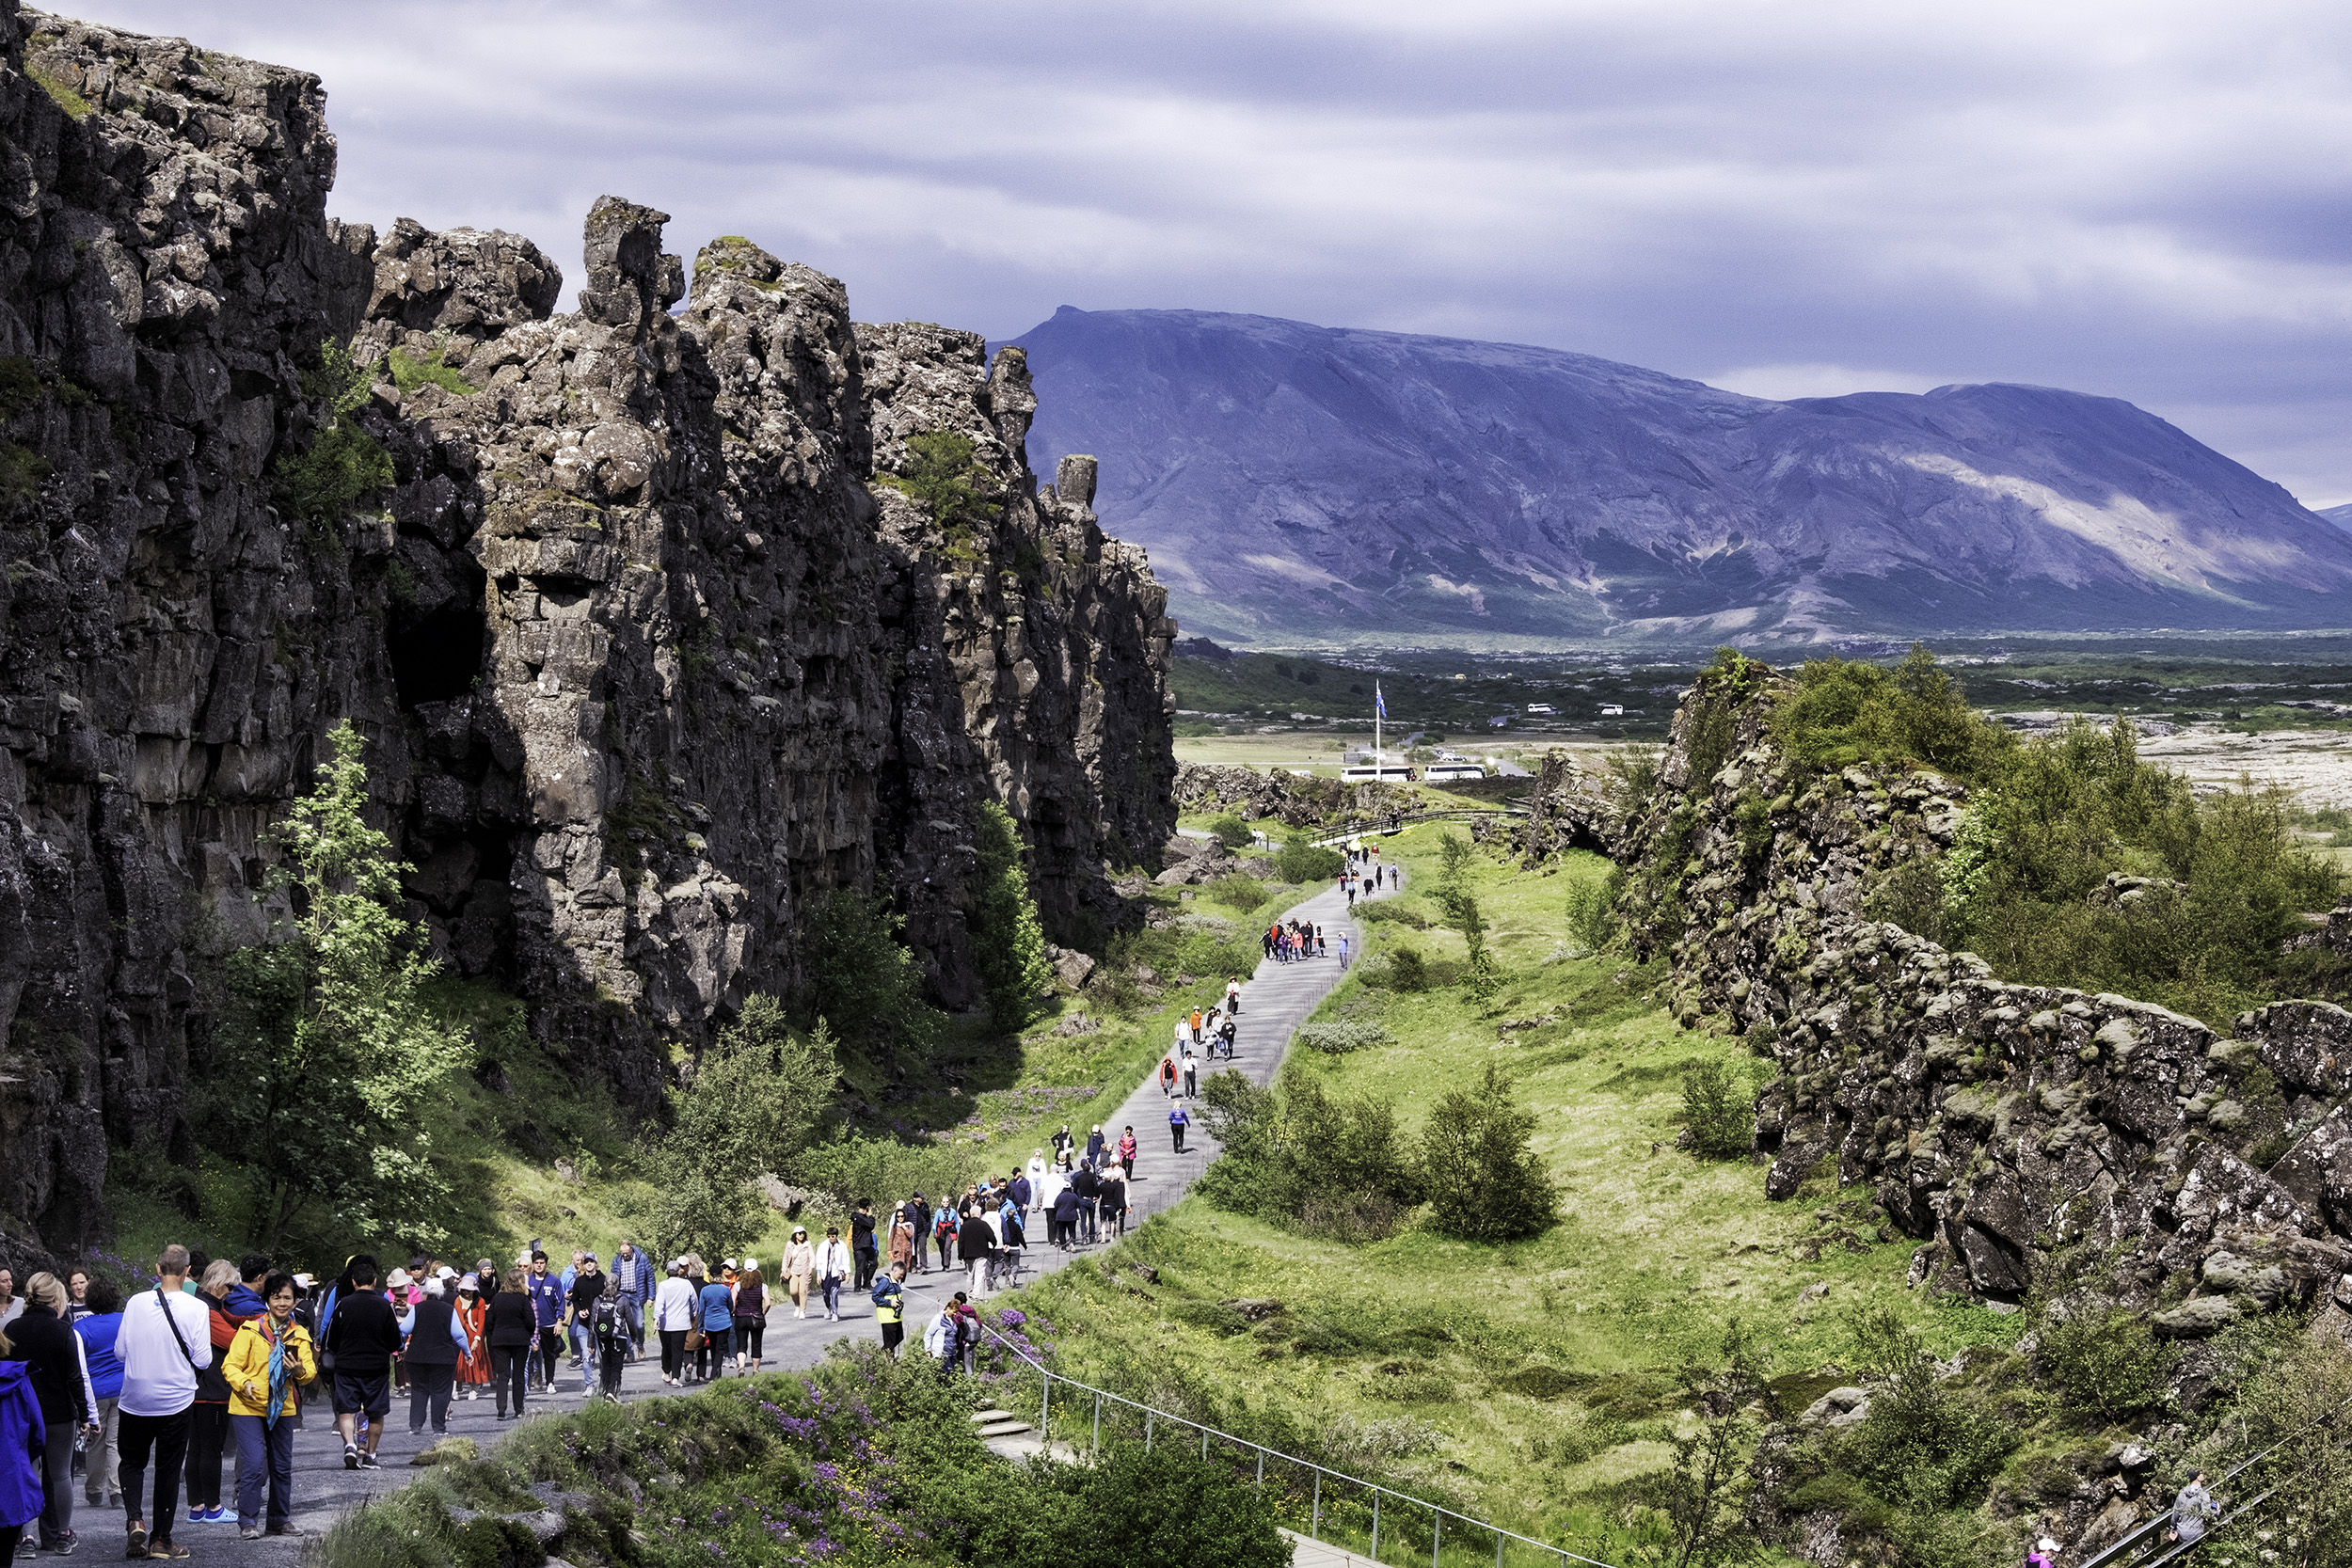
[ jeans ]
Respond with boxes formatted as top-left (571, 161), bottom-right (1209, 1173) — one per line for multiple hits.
top-left (230, 1416), bottom-right (293, 1530)
top-left (534, 1325), bottom-right (564, 1388)
top-left (1080, 1203), bottom-right (1098, 1243)
top-left (617, 1297), bottom-right (644, 1357)
top-left (821, 1276), bottom-right (844, 1315)
top-left (117, 1406), bottom-right (191, 1541)
top-left (489, 1346), bottom-right (529, 1418)
top-left (83, 1399), bottom-right (117, 1502)
top-left (184, 1403), bottom-right (228, 1510)
top-left (35, 1420), bottom-right (71, 1545)
top-left (407, 1364), bottom-right (455, 1433)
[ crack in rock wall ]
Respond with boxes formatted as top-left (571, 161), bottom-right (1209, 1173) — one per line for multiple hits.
top-left (1620, 666), bottom-right (2352, 1329)
top-left (0, 7), bottom-right (1174, 1261)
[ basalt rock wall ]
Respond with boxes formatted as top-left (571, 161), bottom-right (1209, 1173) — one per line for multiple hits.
top-left (0, 8), bottom-right (1173, 1259)
top-left (1623, 666), bottom-right (2352, 1324)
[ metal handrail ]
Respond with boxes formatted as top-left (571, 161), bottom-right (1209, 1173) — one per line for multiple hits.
top-left (971, 1319), bottom-right (1622, 1568)
top-left (2074, 1407), bottom-right (2345, 1568)
top-left (1310, 807), bottom-right (1531, 848)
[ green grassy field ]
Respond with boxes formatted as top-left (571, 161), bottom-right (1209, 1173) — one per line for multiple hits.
top-left (989, 828), bottom-right (2024, 1565)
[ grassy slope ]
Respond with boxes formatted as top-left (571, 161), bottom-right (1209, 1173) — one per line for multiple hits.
top-left (994, 830), bottom-right (2024, 1564)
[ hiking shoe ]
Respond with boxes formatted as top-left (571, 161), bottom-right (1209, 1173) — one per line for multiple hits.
top-left (342, 1445), bottom-right (358, 1470)
top-left (265, 1525), bottom-right (299, 1538)
top-left (145, 1544), bottom-right (188, 1560)
top-left (51, 1539), bottom-right (74, 1556)
top-left (239, 1528), bottom-right (261, 1542)
top-left (123, 1526), bottom-right (145, 1560)
top-left (358, 1452), bottom-right (381, 1469)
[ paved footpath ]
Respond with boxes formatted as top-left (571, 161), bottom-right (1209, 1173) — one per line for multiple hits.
top-left (198, 865), bottom-right (1403, 1566)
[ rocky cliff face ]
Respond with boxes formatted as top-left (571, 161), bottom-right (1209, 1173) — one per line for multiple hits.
top-left (1621, 668), bottom-right (2352, 1328)
top-left (0, 8), bottom-right (1173, 1260)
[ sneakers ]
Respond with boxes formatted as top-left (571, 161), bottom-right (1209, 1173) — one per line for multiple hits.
top-left (51, 1537), bottom-right (75, 1555)
top-left (342, 1445), bottom-right (359, 1471)
top-left (145, 1545), bottom-right (188, 1560)
top-left (239, 1528), bottom-right (262, 1542)
top-left (265, 1524), bottom-right (299, 1537)
top-left (358, 1452), bottom-right (381, 1469)
top-left (123, 1526), bottom-right (145, 1560)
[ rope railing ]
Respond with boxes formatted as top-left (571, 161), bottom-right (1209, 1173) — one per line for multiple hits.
top-left (973, 1320), bottom-right (1621, 1568)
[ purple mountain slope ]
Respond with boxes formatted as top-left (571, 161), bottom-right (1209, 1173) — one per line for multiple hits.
top-left (1009, 307), bottom-right (2352, 643)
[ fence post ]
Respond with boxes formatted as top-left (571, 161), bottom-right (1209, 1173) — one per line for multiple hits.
top-left (1312, 1472), bottom-right (1322, 1538)
top-left (1146, 1414), bottom-right (1152, 1453)
top-left (1201, 1428), bottom-right (1208, 1460)
top-left (1257, 1449), bottom-right (1264, 1485)
top-left (1092, 1392), bottom-right (1101, 1459)
top-left (1374, 1492), bottom-right (1381, 1559)
top-left (1499, 1527), bottom-right (1506, 1567)
top-left (1434, 1510), bottom-right (1441, 1567)
top-left (1040, 1371), bottom-right (1049, 1445)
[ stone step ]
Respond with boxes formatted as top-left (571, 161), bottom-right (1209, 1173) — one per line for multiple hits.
top-left (974, 1418), bottom-right (1035, 1438)
top-left (969, 1408), bottom-right (1016, 1423)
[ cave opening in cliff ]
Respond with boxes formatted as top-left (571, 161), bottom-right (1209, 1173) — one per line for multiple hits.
top-left (389, 605), bottom-right (489, 707)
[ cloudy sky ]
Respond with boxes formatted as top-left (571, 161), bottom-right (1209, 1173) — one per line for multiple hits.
top-left (105, 0), bottom-right (2352, 505)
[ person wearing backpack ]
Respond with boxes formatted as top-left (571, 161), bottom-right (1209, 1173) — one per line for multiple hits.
top-left (0, 1275), bottom-right (93, 1558)
top-left (930, 1203), bottom-right (958, 1275)
top-left (921, 1297), bottom-right (959, 1373)
top-left (222, 1272), bottom-right (313, 1540)
top-left (114, 1245), bottom-right (212, 1560)
top-left (590, 1276), bottom-right (628, 1402)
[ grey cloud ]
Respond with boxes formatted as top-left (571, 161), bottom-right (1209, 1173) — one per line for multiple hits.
top-left (72, 0), bottom-right (2352, 502)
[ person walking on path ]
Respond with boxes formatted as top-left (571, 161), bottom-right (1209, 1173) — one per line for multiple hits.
top-left (223, 1271), bottom-right (312, 1540)
top-left (850, 1202), bottom-right (879, 1292)
top-left (563, 1255), bottom-right (606, 1397)
top-left (483, 1269), bottom-right (535, 1419)
top-left (1072, 1160), bottom-right (1102, 1245)
top-left (323, 1256), bottom-right (399, 1473)
top-left (731, 1262), bottom-right (770, 1370)
top-left (523, 1252), bottom-right (564, 1395)
top-left (815, 1231), bottom-right (852, 1323)
top-left (454, 1275), bottom-right (490, 1401)
top-left (957, 1208), bottom-right (995, 1300)
top-left (0, 1275), bottom-right (93, 1557)
top-left (930, 1200), bottom-right (959, 1275)
top-left (72, 1282), bottom-right (122, 1513)
top-left (1119, 1126), bottom-right (1137, 1180)
top-left (1339, 933), bottom-right (1351, 969)
top-left (650, 1263), bottom-right (693, 1388)
top-left (1169, 1101), bottom-right (1191, 1153)
top-left (1085, 1125), bottom-right (1106, 1164)
top-left (0, 1345), bottom-right (44, 1568)
top-left (1226, 977), bottom-right (1242, 1013)
top-left (185, 1259), bottom-right (243, 1527)
top-left (1157, 1053), bottom-right (1178, 1097)
top-left (782, 1227), bottom-right (816, 1320)
top-left (399, 1275), bottom-right (468, 1435)
top-left (590, 1276), bottom-right (628, 1402)
top-left (886, 1211), bottom-right (916, 1278)
top-left (116, 1243), bottom-right (212, 1560)
top-left (871, 1268), bottom-right (906, 1357)
top-left (694, 1269), bottom-right (734, 1382)
top-left (1051, 1124), bottom-right (1074, 1163)
top-left (612, 1244), bottom-right (649, 1363)
top-left (1101, 1165), bottom-right (1129, 1240)
top-left (1181, 1048), bottom-right (1199, 1098)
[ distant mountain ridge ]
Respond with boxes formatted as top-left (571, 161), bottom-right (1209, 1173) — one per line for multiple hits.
top-left (1009, 307), bottom-right (2352, 644)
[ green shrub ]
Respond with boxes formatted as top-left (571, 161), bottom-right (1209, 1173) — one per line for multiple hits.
top-left (1679, 1060), bottom-right (1753, 1159)
top-left (1564, 868), bottom-right (1619, 951)
top-left (1770, 645), bottom-right (2011, 784)
top-left (875, 427), bottom-right (999, 528)
top-left (1864, 852), bottom-right (1947, 942)
top-left (1359, 900), bottom-right (1428, 928)
top-left (1206, 814), bottom-right (1254, 852)
top-left (1205, 873), bottom-right (1266, 910)
top-left (1419, 1062), bottom-right (1558, 1241)
top-left (1836, 1305), bottom-right (2014, 1510)
top-left (1196, 1069), bottom-right (1422, 1239)
top-left (1376, 946), bottom-right (1430, 991)
top-left (2036, 1305), bottom-right (2171, 1424)
top-left (0, 441), bottom-right (51, 505)
top-left (806, 888), bottom-right (944, 1069)
top-left (1273, 832), bottom-right (1343, 883)
top-left (0, 356), bottom-right (40, 418)
top-left (385, 343), bottom-right (479, 397)
top-left (1295, 1019), bottom-right (1389, 1053)
top-left (1077, 1442), bottom-right (1290, 1568)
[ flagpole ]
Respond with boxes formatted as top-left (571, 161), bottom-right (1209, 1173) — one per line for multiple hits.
top-left (1375, 683), bottom-right (1381, 765)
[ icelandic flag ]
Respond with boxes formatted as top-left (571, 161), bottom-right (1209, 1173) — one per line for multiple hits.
top-left (1375, 682), bottom-right (1388, 719)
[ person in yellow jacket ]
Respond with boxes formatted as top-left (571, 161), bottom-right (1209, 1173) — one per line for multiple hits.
top-left (222, 1273), bottom-right (315, 1540)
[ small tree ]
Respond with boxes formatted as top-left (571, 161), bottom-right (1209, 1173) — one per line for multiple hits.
top-left (809, 889), bottom-right (942, 1067)
top-left (206, 721), bottom-right (473, 1249)
top-left (1272, 832), bottom-right (1342, 883)
top-left (1657, 1320), bottom-right (1777, 1568)
top-left (2036, 1304), bottom-right (2172, 1425)
top-left (971, 801), bottom-right (1054, 1030)
top-left (1680, 1060), bottom-right (1754, 1159)
top-left (271, 338), bottom-right (391, 525)
top-left (1078, 1443), bottom-right (1290, 1568)
top-left (874, 428), bottom-right (999, 529)
top-left (640, 998), bottom-right (837, 1264)
top-left (1206, 814), bottom-right (1254, 853)
top-left (1419, 1063), bottom-right (1559, 1240)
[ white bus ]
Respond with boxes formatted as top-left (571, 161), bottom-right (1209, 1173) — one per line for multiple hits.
top-left (1340, 764), bottom-right (1416, 783)
top-left (1422, 763), bottom-right (1486, 782)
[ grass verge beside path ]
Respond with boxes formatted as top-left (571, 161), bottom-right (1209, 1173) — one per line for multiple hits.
top-left (989, 827), bottom-right (2026, 1566)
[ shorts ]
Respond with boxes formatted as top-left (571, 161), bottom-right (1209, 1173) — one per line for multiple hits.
top-left (331, 1367), bottom-right (392, 1418)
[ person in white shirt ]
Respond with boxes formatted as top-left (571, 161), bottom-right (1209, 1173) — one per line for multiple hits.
top-left (651, 1262), bottom-right (696, 1386)
top-left (114, 1244), bottom-right (211, 1560)
top-left (814, 1230), bottom-right (853, 1323)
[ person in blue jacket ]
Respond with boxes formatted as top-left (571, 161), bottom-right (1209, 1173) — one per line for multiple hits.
top-left (694, 1272), bottom-right (734, 1382)
top-left (522, 1252), bottom-right (566, 1394)
top-left (0, 1355), bottom-right (45, 1568)
top-left (72, 1281), bottom-right (124, 1510)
